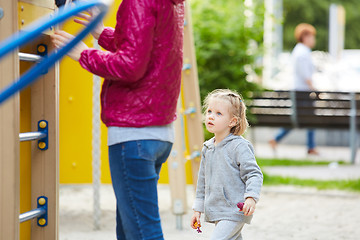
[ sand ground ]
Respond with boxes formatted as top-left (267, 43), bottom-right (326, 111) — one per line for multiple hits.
top-left (59, 184), bottom-right (360, 240)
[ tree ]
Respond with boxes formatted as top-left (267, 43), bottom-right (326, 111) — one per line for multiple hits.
top-left (283, 0), bottom-right (360, 51)
top-left (190, 0), bottom-right (265, 139)
top-left (190, 0), bottom-right (264, 101)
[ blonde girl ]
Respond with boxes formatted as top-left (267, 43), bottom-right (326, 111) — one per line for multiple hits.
top-left (191, 89), bottom-right (263, 240)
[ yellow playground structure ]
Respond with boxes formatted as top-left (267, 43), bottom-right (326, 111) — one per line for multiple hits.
top-left (0, 0), bottom-right (203, 239)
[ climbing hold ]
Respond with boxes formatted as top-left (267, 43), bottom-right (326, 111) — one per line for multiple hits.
top-left (39, 121), bottom-right (47, 129)
top-left (38, 197), bottom-right (46, 206)
top-left (38, 218), bottom-right (46, 226)
top-left (38, 142), bottom-right (46, 149)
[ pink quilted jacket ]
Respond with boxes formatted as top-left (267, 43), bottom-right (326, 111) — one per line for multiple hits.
top-left (79, 0), bottom-right (185, 127)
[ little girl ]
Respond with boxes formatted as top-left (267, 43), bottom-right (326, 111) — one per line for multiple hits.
top-left (190, 89), bottom-right (263, 240)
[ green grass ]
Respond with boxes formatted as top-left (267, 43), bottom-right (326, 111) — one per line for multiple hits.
top-left (257, 158), bottom-right (346, 167)
top-left (263, 173), bottom-right (360, 192)
top-left (258, 158), bottom-right (359, 192)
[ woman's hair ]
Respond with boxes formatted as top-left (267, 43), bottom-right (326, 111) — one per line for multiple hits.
top-left (294, 23), bottom-right (316, 43)
top-left (203, 89), bottom-right (249, 136)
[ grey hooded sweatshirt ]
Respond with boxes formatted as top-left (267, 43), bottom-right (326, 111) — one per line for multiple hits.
top-left (193, 134), bottom-right (263, 224)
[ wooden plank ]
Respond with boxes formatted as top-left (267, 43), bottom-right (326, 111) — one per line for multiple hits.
top-left (19, 89), bottom-right (32, 240)
top-left (168, 99), bottom-right (187, 216)
top-left (30, 35), bottom-right (59, 240)
top-left (19, 41), bottom-right (35, 240)
top-left (0, 0), bottom-right (20, 239)
top-left (182, 2), bottom-right (204, 186)
top-left (18, 33), bottom-right (52, 240)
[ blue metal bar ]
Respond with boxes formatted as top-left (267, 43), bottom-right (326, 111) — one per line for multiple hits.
top-left (183, 107), bottom-right (196, 115)
top-left (19, 52), bottom-right (42, 62)
top-left (186, 151), bottom-right (201, 161)
top-left (0, 7), bottom-right (4, 20)
top-left (19, 131), bottom-right (47, 142)
top-left (19, 207), bottom-right (46, 223)
top-left (0, 0), bottom-right (112, 104)
top-left (182, 63), bottom-right (192, 71)
top-left (19, 196), bottom-right (48, 226)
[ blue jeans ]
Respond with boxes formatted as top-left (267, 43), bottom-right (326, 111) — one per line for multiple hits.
top-left (108, 140), bottom-right (173, 240)
top-left (275, 128), bottom-right (315, 150)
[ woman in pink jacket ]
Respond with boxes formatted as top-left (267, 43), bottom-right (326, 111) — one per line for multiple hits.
top-left (52, 0), bottom-right (185, 239)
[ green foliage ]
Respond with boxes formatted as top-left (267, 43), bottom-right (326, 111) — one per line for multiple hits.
top-left (283, 0), bottom-right (360, 51)
top-left (190, 0), bottom-right (264, 102)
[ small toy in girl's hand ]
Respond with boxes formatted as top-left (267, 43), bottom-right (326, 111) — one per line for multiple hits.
top-left (194, 221), bottom-right (202, 233)
top-left (237, 202), bottom-right (244, 211)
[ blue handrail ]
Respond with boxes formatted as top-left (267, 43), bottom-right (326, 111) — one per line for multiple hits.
top-left (0, 0), bottom-right (112, 104)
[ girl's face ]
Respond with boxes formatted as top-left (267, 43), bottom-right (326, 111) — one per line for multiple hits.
top-left (205, 97), bottom-right (236, 136)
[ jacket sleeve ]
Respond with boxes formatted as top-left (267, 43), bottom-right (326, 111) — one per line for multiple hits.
top-left (79, 1), bottom-right (156, 83)
top-left (192, 147), bottom-right (206, 213)
top-left (236, 142), bottom-right (263, 202)
top-left (97, 27), bottom-right (117, 52)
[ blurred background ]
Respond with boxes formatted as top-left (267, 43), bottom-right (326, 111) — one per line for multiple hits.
top-left (191, 0), bottom-right (360, 148)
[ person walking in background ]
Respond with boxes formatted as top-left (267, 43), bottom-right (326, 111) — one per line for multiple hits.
top-left (52, 0), bottom-right (185, 239)
top-left (269, 23), bottom-right (318, 155)
top-left (191, 89), bottom-right (263, 240)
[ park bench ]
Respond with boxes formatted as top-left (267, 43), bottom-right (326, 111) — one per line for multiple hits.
top-left (248, 90), bottom-right (360, 163)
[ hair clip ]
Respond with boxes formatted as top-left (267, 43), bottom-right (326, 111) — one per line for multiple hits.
top-left (227, 93), bottom-right (237, 97)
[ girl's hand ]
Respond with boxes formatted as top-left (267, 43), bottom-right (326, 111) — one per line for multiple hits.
top-left (51, 30), bottom-right (88, 61)
top-left (74, 10), bottom-right (104, 40)
top-left (243, 197), bottom-right (256, 216)
top-left (190, 211), bottom-right (201, 229)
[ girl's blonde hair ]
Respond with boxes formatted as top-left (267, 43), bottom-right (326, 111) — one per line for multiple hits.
top-left (203, 89), bottom-right (249, 136)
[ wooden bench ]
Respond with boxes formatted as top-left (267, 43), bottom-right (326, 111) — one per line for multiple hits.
top-left (248, 90), bottom-right (360, 162)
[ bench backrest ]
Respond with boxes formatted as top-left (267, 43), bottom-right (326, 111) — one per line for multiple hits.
top-left (249, 91), bottom-right (360, 129)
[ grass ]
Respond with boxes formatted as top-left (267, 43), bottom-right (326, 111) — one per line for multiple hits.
top-left (263, 173), bottom-right (360, 192)
top-left (258, 158), bottom-right (360, 192)
top-left (257, 158), bottom-right (347, 167)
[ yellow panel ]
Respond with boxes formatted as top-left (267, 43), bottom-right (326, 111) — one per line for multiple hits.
top-left (60, 0), bottom-right (120, 184)
top-left (158, 161), bottom-right (169, 184)
top-left (100, 122), bottom-right (111, 183)
top-left (20, 0), bottom-right (54, 9)
top-left (59, 33), bottom-right (93, 184)
top-left (19, 88), bottom-right (31, 240)
top-left (18, 2), bottom-right (54, 34)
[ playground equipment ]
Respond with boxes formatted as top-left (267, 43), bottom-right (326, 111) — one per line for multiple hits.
top-left (0, 0), bottom-right (109, 104)
top-left (0, 1), bottom-right (110, 239)
top-left (167, 2), bottom-right (204, 230)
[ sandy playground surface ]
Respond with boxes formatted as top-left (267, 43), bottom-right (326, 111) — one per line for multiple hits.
top-left (59, 184), bottom-right (360, 240)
